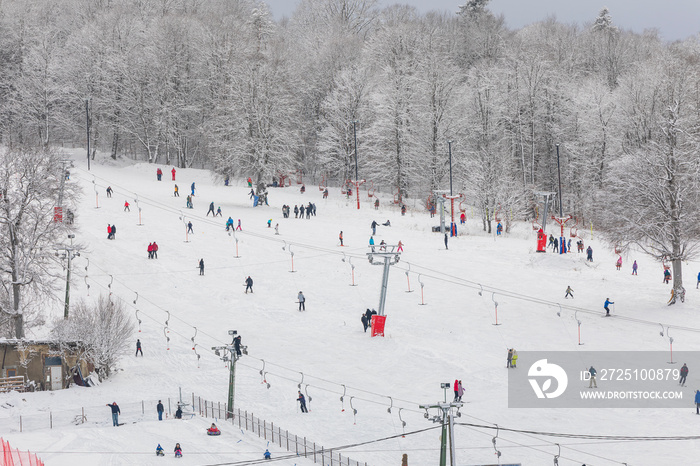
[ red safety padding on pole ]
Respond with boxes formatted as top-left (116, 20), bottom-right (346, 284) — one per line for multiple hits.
top-left (371, 315), bottom-right (386, 337)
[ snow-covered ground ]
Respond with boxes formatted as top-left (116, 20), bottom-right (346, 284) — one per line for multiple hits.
top-left (2, 150), bottom-right (700, 465)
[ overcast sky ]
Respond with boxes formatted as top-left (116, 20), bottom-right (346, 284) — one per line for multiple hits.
top-left (264, 0), bottom-right (700, 42)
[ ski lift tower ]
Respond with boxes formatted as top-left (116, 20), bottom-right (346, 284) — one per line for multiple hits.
top-left (533, 191), bottom-right (557, 233)
top-left (551, 144), bottom-right (572, 254)
top-left (442, 140), bottom-right (465, 237)
top-left (432, 190), bottom-right (449, 234)
top-left (366, 244), bottom-right (402, 337)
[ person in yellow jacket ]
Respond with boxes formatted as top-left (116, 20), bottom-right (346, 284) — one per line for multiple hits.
top-left (511, 349), bottom-right (518, 368)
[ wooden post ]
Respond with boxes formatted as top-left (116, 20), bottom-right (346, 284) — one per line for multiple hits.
top-left (142, 400), bottom-right (144, 414)
top-left (304, 437), bottom-right (307, 457)
top-left (295, 434), bottom-right (298, 454)
top-left (82, 407), bottom-right (85, 424)
top-left (20, 416), bottom-right (22, 432)
top-left (50, 412), bottom-right (53, 429)
top-left (402, 453), bottom-right (408, 465)
top-left (271, 422), bottom-right (274, 442)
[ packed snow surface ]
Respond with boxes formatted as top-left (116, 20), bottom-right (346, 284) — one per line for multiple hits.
top-left (2, 151), bottom-right (700, 465)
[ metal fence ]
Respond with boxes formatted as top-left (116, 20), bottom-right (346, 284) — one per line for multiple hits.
top-left (193, 395), bottom-right (370, 466)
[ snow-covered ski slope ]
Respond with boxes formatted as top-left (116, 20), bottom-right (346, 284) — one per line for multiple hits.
top-left (2, 150), bottom-right (700, 465)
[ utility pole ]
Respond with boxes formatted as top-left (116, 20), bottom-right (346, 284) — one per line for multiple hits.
top-left (350, 120), bottom-right (365, 210)
top-left (212, 330), bottom-right (246, 419)
top-left (56, 234), bottom-right (80, 319)
top-left (420, 383), bottom-right (463, 466)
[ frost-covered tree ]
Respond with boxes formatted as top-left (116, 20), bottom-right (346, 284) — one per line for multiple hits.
top-left (0, 148), bottom-right (76, 338)
top-left (51, 295), bottom-right (134, 379)
top-left (600, 60), bottom-right (700, 300)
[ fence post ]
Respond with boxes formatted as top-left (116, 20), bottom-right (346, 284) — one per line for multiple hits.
top-left (286, 430), bottom-right (289, 451)
top-left (304, 437), bottom-right (307, 457)
top-left (218, 401), bottom-right (221, 418)
top-left (295, 434), bottom-right (298, 455)
top-left (50, 412), bottom-right (52, 429)
top-left (279, 427), bottom-right (282, 447)
top-left (313, 442), bottom-right (316, 462)
top-left (168, 398), bottom-right (171, 416)
top-left (245, 410), bottom-right (248, 430)
top-left (20, 415), bottom-right (22, 432)
top-left (82, 407), bottom-right (85, 424)
top-left (192, 393), bottom-right (195, 411)
top-left (142, 400), bottom-right (145, 415)
top-left (271, 422), bottom-right (274, 443)
top-left (263, 420), bottom-right (267, 440)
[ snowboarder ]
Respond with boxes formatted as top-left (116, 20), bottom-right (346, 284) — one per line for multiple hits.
top-left (371, 220), bottom-right (378, 236)
top-left (136, 339), bottom-right (143, 356)
top-left (586, 246), bottom-right (593, 262)
top-left (156, 167), bottom-right (162, 181)
top-left (106, 186), bottom-right (113, 197)
top-left (174, 443), bottom-right (182, 458)
top-left (588, 366), bottom-right (597, 388)
top-left (124, 200), bottom-right (130, 212)
top-left (156, 444), bottom-right (165, 456)
top-left (198, 258), bottom-right (205, 275)
top-left (397, 240), bottom-right (403, 252)
top-left (264, 449), bottom-right (271, 460)
top-left (604, 298), bottom-right (614, 316)
top-left (680, 363), bottom-right (689, 386)
top-left (152, 242), bottom-right (158, 259)
top-left (157, 400), bottom-right (164, 420)
top-left (664, 268), bottom-right (671, 284)
top-left (245, 276), bottom-right (253, 293)
top-left (191, 182), bottom-right (196, 196)
top-left (297, 391), bottom-right (308, 412)
top-left (632, 260), bottom-right (638, 275)
top-left (616, 256), bottom-right (622, 270)
top-left (369, 236), bottom-right (375, 252)
top-left (187, 221), bottom-right (194, 234)
top-left (361, 313), bottom-right (368, 332)
top-left (444, 233), bottom-right (448, 250)
top-left (565, 286), bottom-right (574, 299)
top-left (106, 402), bottom-right (120, 426)
top-left (171, 167), bottom-right (176, 181)
top-left (297, 291), bottom-right (305, 311)
top-left (207, 202), bottom-right (215, 216)
top-left (339, 231), bottom-right (344, 246)
top-left (236, 219), bottom-right (242, 231)
top-left (216, 206), bottom-right (222, 217)
top-left (174, 184), bottom-right (179, 197)
top-left (507, 348), bottom-right (513, 368)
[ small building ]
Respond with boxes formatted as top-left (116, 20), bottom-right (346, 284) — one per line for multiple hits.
top-left (0, 339), bottom-right (92, 392)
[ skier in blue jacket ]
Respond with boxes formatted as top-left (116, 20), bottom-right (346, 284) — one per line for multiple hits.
top-left (604, 298), bottom-right (614, 316)
top-left (695, 390), bottom-right (700, 414)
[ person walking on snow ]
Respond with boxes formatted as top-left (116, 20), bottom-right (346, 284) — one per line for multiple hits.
top-left (297, 291), bottom-right (305, 311)
top-left (604, 298), bottom-right (614, 316)
top-left (397, 240), bottom-right (403, 252)
top-left (457, 380), bottom-right (464, 401)
top-left (565, 286), bottom-right (574, 299)
top-left (236, 219), bottom-right (242, 231)
top-left (245, 276), bottom-right (253, 293)
top-left (157, 400), bottom-right (164, 420)
top-left (174, 184), bottom-right (179, 197)
top-left (198, 259), bottom-right (205, 276)
top-left (616, 256), bottom-right (622, 270)
top-left (697, 271), bottom-right (700, 289)
top-left (136, 339), bottom-right (143, 356)
top-left (297, 391), bottom-right (308, 413)
top-left (275, 223), bottom-right (279, 235)
top-left (267, 219), bottom-right (272, 228)
top-left (156, 167), bottom-right (162, 181)
top-left (171, 167), bottom-right (176, 181)
top-left (147, 243), bottom-right (154, 259)
top-left (152, 242), bottom-right (159, 259)
top-left (106, 186), bottom-right (113, 197)
top-left (507, 348), bottom-right (514, 368)
top-left (588, 366), bottom-right (597, 388)
top-left (107, 402), bottom-right (121, 426)
top-left (369, 236), bottom-right (375, 252)
top-left (124, 200), bottom-right (130, 212)
top-left (191, 182), bottom-right (196, 196)
top-left (207, 202), bottom-right (215, 216)
top-left (339, 231), bottom-right (344, 246)
top-left (453, 379), bottom-right (460, 402)
top-left (511, 350), bottom-right (518, 367)
top-left (680, 363), bottom-right (689, 386)
top-left (187, 221), bottom-right (194, 234)
top-left (361, 313), bottom-right (368, 332)
top-left (299, 205), bottom-right (305, 218)
top-left (632, 260), bottom-right (638, 275)
top-left (586, 246), bottom-right (593, 262)
top-left (107, 224), bottom-right (112, 239)
top-left (186, 195), bottom-right (193, 208)
top-left (371, 220), bottom-right (378, 236)
top-left (444, 233), bottom-right (449, 250)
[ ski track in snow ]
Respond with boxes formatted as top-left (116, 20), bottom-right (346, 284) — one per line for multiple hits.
top-left (1, 149), bottom-right (700, 465)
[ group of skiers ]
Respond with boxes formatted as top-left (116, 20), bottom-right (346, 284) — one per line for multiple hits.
top-left (107, 224), bottom-right (117, 240)
top-left (361, 309), bottom-right (378, 332)
top-left (155, 167), bottom-right (176, 182)
top-left (287, 203), bottom-right (317, 218)
top-left (147, 242), bottom-right (159, 259)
